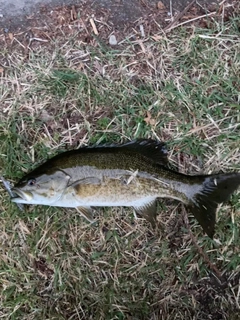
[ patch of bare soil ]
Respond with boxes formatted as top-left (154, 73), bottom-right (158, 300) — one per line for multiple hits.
top-left (0, 0), bottom-right (238, 54)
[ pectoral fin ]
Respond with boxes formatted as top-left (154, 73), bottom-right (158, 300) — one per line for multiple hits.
top-left (76, 206), bottom-right (94, 223)
top-left (71, 177), bottom-right (102, 187)
top-left (134, 201), bottom-right (157, 227)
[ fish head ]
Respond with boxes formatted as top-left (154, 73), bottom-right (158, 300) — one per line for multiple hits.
top-left (11, 169), bottom-right (70, 205)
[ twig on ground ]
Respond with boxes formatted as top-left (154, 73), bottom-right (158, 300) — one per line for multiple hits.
top-left (167, 12), bottom-right (216, 31)
top-left (89, 18), bottom-right (99, 35)
top-left (164, 0), bottom-right (196, 32)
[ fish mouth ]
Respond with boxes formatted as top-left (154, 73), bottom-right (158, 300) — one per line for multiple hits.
top-left (11, 188), bottom-right (33, 203)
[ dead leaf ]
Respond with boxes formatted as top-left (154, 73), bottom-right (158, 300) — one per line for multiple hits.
top-left (38, 109), bottom-right (54, 122)
top-left (144, 111), bottom-right (156, 126)
top-left (151, 34), bottom-right (163, 41)
top-left (0, 66), bottom-right (4, 73)
top-left (34, 257), bottom-right (54, 278)
top-left (8, 32), bottom-right (14, 40)
top-left (157, 1), bottom-right (165, 10)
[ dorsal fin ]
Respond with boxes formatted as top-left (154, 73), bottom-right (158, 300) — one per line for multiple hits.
top-left (120, 139), bottom-right (168, 165)
top-left (81, 139), bottom-right (168, 165)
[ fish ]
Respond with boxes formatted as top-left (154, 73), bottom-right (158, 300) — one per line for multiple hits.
top-left (11, 139), bottom-right (240, 238)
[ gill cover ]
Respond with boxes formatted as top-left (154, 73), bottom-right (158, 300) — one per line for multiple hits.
top-left (12, 170), bottom-right (70, 205)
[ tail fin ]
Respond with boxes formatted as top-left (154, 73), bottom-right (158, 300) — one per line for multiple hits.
top-left (188, 173), bottom-right (240, 238)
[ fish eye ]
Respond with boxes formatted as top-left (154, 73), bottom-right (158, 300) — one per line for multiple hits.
top-left (28, 178), bottom-right (36, 186)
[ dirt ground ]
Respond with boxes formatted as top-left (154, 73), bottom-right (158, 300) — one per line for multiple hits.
top-left (0, 0), bottom-right (231, 53)
top-left (0, 0), bottom-right (220, 32)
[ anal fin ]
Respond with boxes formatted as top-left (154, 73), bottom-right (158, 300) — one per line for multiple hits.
top-left (76, 206), bottom-right (94, 223)
top-left (134, 201), bottom-right (157, 227)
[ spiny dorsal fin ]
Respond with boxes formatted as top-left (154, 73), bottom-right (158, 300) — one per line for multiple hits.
top-left (84, 139), bottom-right (168, 165)
top-left (120, 139), bottom-right (168, 166)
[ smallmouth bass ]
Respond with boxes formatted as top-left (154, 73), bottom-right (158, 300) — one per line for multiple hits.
top-left (11, 139), bottom-right (240, 238)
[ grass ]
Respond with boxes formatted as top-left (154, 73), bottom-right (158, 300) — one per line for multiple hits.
top-left (0, 3), bottom-right (240, 320)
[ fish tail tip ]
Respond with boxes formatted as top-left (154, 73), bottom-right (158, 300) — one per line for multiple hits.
top-left (188, 172), bottom-right (240, 237)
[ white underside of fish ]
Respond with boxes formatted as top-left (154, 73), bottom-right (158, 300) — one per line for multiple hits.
top-left (49, 194), bottom-right (157, 208)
